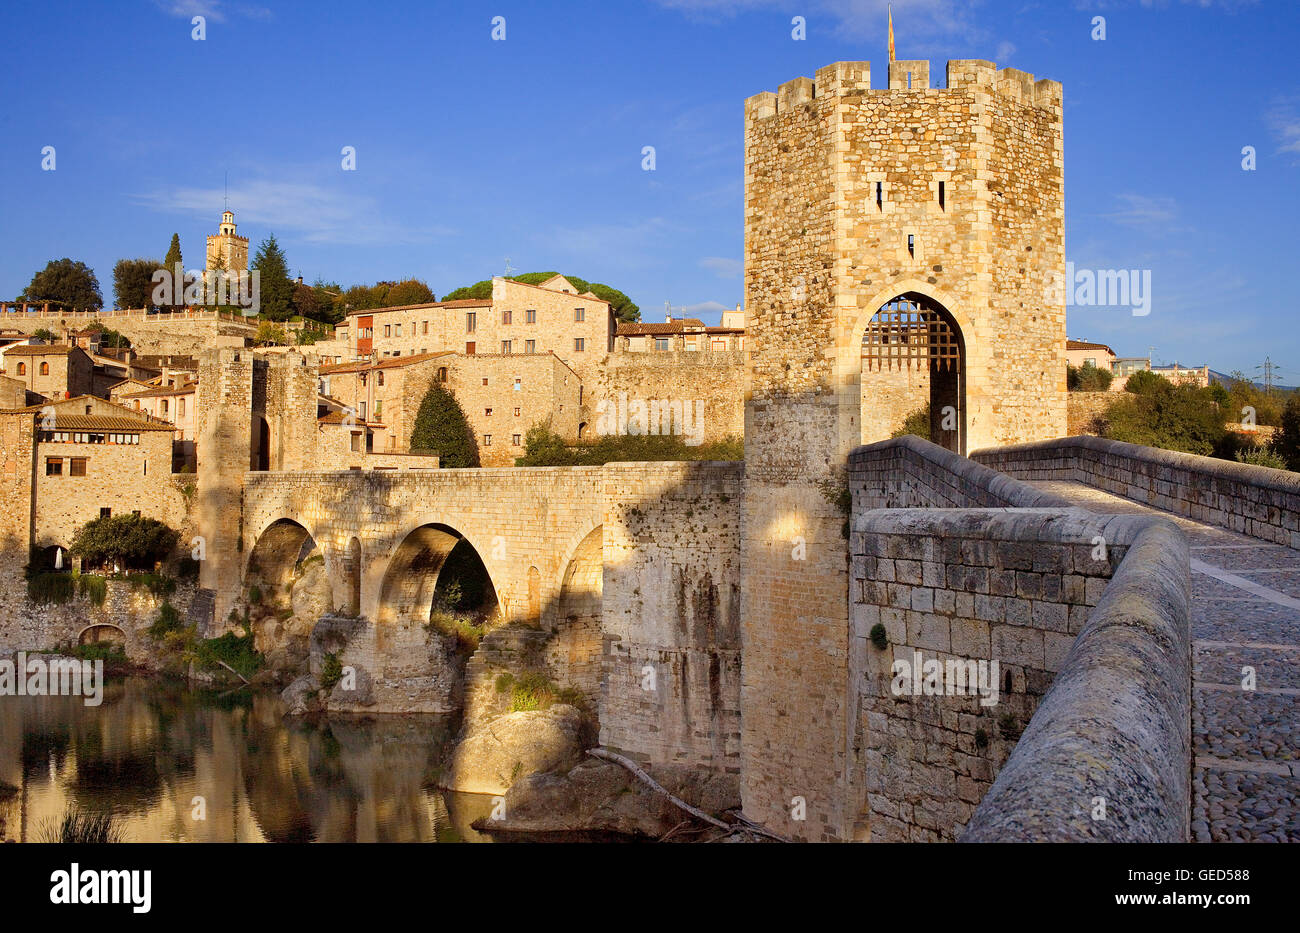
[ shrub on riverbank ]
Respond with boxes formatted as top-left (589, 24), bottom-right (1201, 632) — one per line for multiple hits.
top-left (72, 641), bottom-right (128, 665)
top-left (495, 670), bottom-right (587, 714)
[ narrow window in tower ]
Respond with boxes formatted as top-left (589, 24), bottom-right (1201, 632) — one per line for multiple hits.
top-left (907, 71), bottom-right (913, 89)
top-left (938, 181), bottom-right (946, 210)
top-left (875, 181), bottom-right (883, 211)
top-left (907, 234), bottom-right (915, 258)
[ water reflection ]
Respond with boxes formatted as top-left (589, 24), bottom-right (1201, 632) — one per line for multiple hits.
top-left (0, 677), bottom-right (495, 842)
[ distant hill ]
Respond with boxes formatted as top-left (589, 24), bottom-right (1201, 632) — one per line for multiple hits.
top-left (1209, 370), bottom-right (1298, 393)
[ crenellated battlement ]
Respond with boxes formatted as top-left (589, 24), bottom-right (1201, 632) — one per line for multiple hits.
top-left (744, 58), bottom-right (1062, 121)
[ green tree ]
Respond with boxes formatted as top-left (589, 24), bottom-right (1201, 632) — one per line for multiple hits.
top-left (1067, 362), bottom-right (1114, 392)
top-left (254, 321), bottom-right (289, 346)
top-left (162, 234), bottom-right (184, 310)
top-left (385, 278), bottom-right (436, 306)
top-left (1103, 379), bottom-right (1227, 457)
top-left (890, 404), bottom-right (932, 440)
top-left (1123, 369), bottom-right (1167, 395)
top-left (1225, 371), bottom-right (1284, 427)
top-left (308, 279), bottom-right (346, 324)
top-left (252, 234), bottom-right (295, 321)
top-left (96, 326), bottom-right (131, 349)
top-left (1276, 394), bottom-right (1300, 471)
top-left (113, 257), bottom-right (163, 310)
top-left (410, 381), bottom-right (479, 468)
top-left (22, 258), bottom-right (102, 311)
top-left (70, 514), bottom-right (180, 571)
top-left (290, 282), bottom-right (323, 321)
top-left (32, 328), bottom-right (57, 342)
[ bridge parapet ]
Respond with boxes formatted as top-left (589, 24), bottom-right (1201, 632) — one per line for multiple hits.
top-left (847, 436), bottom-right (1191, 842)
top-left (960, 520), bottom-right (1191, 842)
top-left (850, 434), bottom-right (1073, 510)
top-left (973, 435), bottom-right (1300, 549)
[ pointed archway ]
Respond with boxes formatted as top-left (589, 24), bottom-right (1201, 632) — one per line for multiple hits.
top-left (861, 292), bottom-right (966, 454)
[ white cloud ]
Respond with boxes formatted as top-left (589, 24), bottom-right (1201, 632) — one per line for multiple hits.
top-left (700, 256), bottom-right (743, 278)
top-left (1101, 193), bottom-right (1183, 231)
top-left (154, 1), bottom-right (272, 22)
top-left (133, 178), bottom-right (453, 246)
top-left (1267, 97), bottom-right (1300, 156)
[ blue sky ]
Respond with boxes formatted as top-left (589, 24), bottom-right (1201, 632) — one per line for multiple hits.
top-left (0, 0), bottom-right (1296, 376)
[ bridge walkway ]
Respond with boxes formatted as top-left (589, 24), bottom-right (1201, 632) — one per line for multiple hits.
top-left (1030, 479), bottom-right (1300, 843)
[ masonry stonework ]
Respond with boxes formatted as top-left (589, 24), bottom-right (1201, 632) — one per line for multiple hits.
top-left (740, 58), bottom-right (1066, 841)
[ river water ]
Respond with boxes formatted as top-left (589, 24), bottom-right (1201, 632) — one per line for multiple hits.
top-left (0, 676), bottom-right (497, 842)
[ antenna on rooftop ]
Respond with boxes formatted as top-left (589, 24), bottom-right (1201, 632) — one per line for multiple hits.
top-left (504, 257), bottom-right (514, 277)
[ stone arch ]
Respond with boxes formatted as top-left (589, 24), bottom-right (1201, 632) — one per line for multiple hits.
top-left (245, 518), bottom-right (319, 609)
top-left (850, 283), bottom-right (969, 454)
top-left (550, 524), bottom-right (603, 705)
top-left (375, 523), bottom-right (500, 627)
top-left (846, 279), bottom-right (971, 356)
top-left (78, 623), bottom-right (125, 647)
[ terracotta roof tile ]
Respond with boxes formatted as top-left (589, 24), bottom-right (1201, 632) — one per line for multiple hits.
top-left (38, 414), bottom-right (174, 432)
top-left (3, 343), bottom-right (75, 355)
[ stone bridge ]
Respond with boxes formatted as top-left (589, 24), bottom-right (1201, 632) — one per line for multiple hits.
top-left (212, 437), bottom-right (1300, 843)
top-left (239, 467), bottom-right (606, 630)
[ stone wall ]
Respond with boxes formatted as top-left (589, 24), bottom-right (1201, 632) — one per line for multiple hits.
top-left (961, 521), bottom-right (1191, 842)
top-left (973, 435), bottom-right (1300, 548)
top-left (851, 434), bottom-right (1072, 509)
top-left (846, 435), bottom-right (1193, 842)
top-left (0, 577), bottom-right (198, 660)
top-left (593, 350), bottom-right (746, 445)
top-left (1066, 391), bottom-right (1111, 435)
top-left (0, 375), bottom-right (26, 408)
top-left (850, 507), bottom-right (1143, 840)
top-left (447, 353), bottom-right (582, 466)
top-left (861, 365), bottom-right (929, 443)
top-left (0, 313), bottom-right (255, 357)
top-left (599, 461), bottom-right (744, 775)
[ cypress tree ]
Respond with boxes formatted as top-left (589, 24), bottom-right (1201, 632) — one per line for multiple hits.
top-left (410, 381), bottom-right (479, 468)
top-left (163, 233), bottom-right (183, 309)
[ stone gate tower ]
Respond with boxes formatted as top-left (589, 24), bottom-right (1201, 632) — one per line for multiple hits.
top-left (739, 59), bottom-right (1065, 841)
top-left (196, 348), bottom-right (319, 629)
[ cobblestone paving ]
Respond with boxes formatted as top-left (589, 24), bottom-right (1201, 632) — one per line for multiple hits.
top-left (1031, 480), bottom-right (1300, 842)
